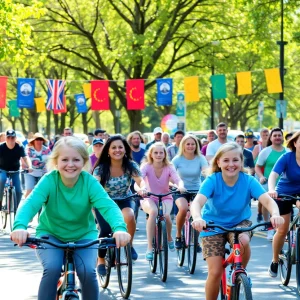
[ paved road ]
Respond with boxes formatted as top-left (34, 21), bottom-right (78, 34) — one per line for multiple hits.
top-left (1, 201), bottom-right (300, 299)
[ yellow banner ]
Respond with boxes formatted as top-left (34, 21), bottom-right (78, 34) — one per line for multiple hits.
top-left (34, 98), bottom-right (46, 112)
top-left (236, 71), bottom-right (252, 95)
top-left (184, 77), bottom-right (199, 102)
top-left (264, 68), bottom-right (283, 94)
top-left (83, 83), bottom-right (91, 99)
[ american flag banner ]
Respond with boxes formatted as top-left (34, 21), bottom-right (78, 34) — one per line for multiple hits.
top-left (46, 79), bottom-right (66, 110)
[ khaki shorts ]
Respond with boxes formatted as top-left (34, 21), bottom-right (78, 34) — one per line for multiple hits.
top-left (202, 220), bottom-right (252, 260)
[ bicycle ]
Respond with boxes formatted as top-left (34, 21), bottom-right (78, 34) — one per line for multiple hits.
top-left (205, 221), bottom-right (271, 300)
top-left (1, 169), bottom-right (27, 231)
top-left (176, 190), bottom-right (199, 274)
top-left (17, 236), bottom-right (116, 300)
top-left (99, 193), bottom-right (141, 299)
top-left (146, 190), bottom-right (178, 282)
top-left (276, 194), bottom-right (300, 294)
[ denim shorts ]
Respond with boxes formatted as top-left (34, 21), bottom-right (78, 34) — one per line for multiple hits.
top-left (24, 174), bottom-right (41, 190)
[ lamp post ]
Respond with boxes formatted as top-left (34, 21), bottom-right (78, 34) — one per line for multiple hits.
top-left (277, 0), bottom-right (288, 129)
top-left (210, 40), bottom-right (220, 129)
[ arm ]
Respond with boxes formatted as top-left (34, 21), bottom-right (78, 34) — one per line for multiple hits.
top-left (191, 193), bottom-right (208, 232)
top-left (21, 156), bottom-right (33, 170)
top-left (252, 145), bottom-right (259, 161)
top-left (255, 164), bottom-right (267, 184)
top-left (268, 171), bottom-right (279, 198)
top-left (132, 175), bottom-right (147, 196)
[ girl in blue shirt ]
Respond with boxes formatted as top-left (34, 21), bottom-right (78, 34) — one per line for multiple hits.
top-left (191, 142), bottom-right (283, 300)
top-left (268, 131), bottom-right (300, 278)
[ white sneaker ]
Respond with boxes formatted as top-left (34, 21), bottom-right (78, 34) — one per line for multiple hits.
top-left (267, 229), bottom-right (275, 241)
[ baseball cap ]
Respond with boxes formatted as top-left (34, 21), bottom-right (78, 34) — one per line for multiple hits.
top-left (244, 129), bottom-right (254, 138)
top-left (6, 129), bottom-right (16, 137)
top-left (153, 127), bottom-right (163, 135)
top-left (93, 138), bottom-right (104, 146)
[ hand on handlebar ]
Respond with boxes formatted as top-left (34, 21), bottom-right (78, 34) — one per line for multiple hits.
top-left (268, 190), bottom-right (278, 199)
top-left (137, 188), bottom-right (147, 197)
top-left (113, 231), bottom-right (131, 248)
top-left (10, 229), bottom-right (30, 247)
top-left (270, 215), bottom-right (284, 229)
top-left (177, 187), bottom-right (187, 194)
top-left (191, 218), bottom-right (206, 232)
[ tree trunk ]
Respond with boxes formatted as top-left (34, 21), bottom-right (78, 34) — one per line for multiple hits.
top-left (127, 110), bottom-right (143, 132)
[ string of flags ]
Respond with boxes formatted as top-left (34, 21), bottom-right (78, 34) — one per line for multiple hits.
top-left (0, 68), bottom-right (283, 117)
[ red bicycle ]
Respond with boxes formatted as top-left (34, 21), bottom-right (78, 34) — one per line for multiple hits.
top-left (205, 221), bottom-right (271, 300)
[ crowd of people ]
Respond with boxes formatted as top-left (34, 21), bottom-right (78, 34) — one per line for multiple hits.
top-left (3, 123), bottom-right (299, 299)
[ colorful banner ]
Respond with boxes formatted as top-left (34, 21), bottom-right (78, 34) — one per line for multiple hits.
top-left (91, 80), bottom-right (109, 110)
top-left (46, 79), bottom-right (66, 110)
top-left (34, 98), bottom-right (46, 113)
top-left (184, 76), bottom-right (199, 102)
top-left (75, 94), bottom-right (88, 113)
top-left (83, 83), bottom-right (91, 99)
top-left (211, 74), bottom-right (227, 100)
top-left (236, 72), bottom-right (252, 96)
top-left (176, 92), bottom-right (185, 117)
top-left (276, 100), bottom-right (287, 118)
top-left (8, 100), bottom-right (20, 117)
top-left (0, 76), bottom-right (8, 109)
top-left (126, 79), bottom-right (145, 110)
top-left (17, 78), bottom-right (35, 108)
top-left (54, 95), bottom-right (67, 114)
top-left (264, 68), bottom-right (283, 94)
top-left (156, 78), bottom-right (172, 106)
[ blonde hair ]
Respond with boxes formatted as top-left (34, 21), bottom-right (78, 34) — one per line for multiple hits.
top-left (209, 142), bottom-right (246, 175)
top-left (177, 134), bottom-right (201, 157)
top-left (287, 131), bottom-right (300, 152)
top-left (142, 142), bottom-right (170, 167)
top-left (47, 136), bottom-right (90, 171)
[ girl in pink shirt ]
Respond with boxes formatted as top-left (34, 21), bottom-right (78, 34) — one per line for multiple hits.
top-left (139, 142), bottom-right (185, 261)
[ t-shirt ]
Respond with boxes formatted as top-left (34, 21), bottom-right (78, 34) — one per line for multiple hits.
top-left (199, 172), bottom-right (265, 237)
top-left (0, 142), bottom-right (26, 171)
top-left (243, 148), bottom-right (254, 169)
top-left (140, 164), bottom-right (181, 201)
top-left (256, 146), bottom-right (287, 178)
top-left (167, 144), bottom-right (179, 161)
top-left (27, 145), bottom-right (51, 177)
top-left (89, 153), bottom-right (98, 170)
top-left (201, 144), bottom-right (208, 156)
top-left (13, 170), bottom-right (127, 242)
top-left (93, 161), bottom-right (141, 198)
top-left (206, 139), bottom-right (228, 158)
top-left (172, 155), bottom-right (208, 190)
top-left (132, 148), bottom-right (145, 165)
top-left (273, 152), bottom-right (300, 195)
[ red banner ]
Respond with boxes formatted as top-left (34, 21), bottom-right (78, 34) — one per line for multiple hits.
top-left (126, 79), bottom-right (145, 110)
top-left (91, 80), bottom-right (109, 110)
top-left (54, 96), bottom-right (67, 114)
top-left (0, 76), bottom-right (8, 109)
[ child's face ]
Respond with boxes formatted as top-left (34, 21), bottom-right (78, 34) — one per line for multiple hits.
top-left (57, 146), bottom-right (84, 183)
top-left (217, 149), bottom-right (242, 178)
top-left (151, 146), bottom-right (165, 162)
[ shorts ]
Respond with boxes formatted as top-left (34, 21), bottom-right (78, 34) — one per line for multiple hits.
top-left (275, 198), bottom-right (297, 216)
top-left (202, 220), bottom-right (252, 260)
top-left (114, 199), bottom-right (135, 210)
top-left (173, 192), bottom-right (197, 202)
top-left (140, 197), bottom-right (173, 207)
top-left (24, 174), bottom-right (41, 190)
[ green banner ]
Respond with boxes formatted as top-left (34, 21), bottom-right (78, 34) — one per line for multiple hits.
top-left (8, 100), bottom-right (20, 117)
top-left (211, 74), bottom-right (227, 100)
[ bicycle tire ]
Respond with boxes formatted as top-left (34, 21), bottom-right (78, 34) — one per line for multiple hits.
top-left (158, 220), bottom-right (168, 282)
top-left (177, 227), bottom-right (185, 267)
top-left (232, 273), bottom-right (253, 300)
top-left (1, 190), bottom-right (8, 229)
top-left (150, 235), bottom-right (158, 273)
top-left (116, 243), bottom-right (132, 299)
top-left (8, 188), bottom-right (17, 231)
top-left (295, 227), bottom-right (300, 295)
top-left (187, 224), bottom-right (198, 274)
top-left (279, 227), bottom-right (293, 286)
top-left (99, 247), bottom-right (113, 288)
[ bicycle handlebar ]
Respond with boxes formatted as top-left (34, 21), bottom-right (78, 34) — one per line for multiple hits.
top-left (20, 237), bottom-right (116, 249)
top-left (1, 169), bottom-right (29, 174)
top-left (112, 193), bottom-right (142, 201)
top-left (276, 194), bottom-right (300, 201)
top-left (205, 221), bottom-right (272, 233)
top-left (147, 190), bottom-right (178, 198)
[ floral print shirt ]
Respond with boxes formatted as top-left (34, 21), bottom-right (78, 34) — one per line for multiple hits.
top-left (27, 145), bottom-right (51, 177)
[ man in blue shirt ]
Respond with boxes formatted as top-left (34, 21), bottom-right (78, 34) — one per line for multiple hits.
top-left (127, 131), bottom-right (145, 165)
top-left (235, 135), bottom-right (255, 175)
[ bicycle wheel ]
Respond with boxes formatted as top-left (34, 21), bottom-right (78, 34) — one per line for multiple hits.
top-left (177, 227), bottom-right (185, 267)
top-left (8, 188), bottom-right (17, 231)
top-left (295, 227), bottom-right (300, 295)
top-left (233, 273), bottom-right (253, 300)
top-left (149, 234), bottom-right (158, 273)
top-left (279, 228), bottom-right (292, 286)
top-left (158, 220), bottom-right (168, 282)
top-left (187, 224), bottom-right (199, 274)
top-left (0, 190), bottom-right (8, 229)
top-left (116, 243), bottom-right (132, 299)
top-left (99, 247), bottom-right (113, 288)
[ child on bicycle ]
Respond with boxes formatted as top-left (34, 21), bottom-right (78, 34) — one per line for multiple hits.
top-left (10, 136), bottom-right (130, 300)
top-left (191, 142), bottom-right (284, 300)
top-left (139, 142), bottom-right (186, 260)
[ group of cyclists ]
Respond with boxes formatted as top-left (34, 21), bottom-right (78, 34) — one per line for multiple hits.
top-left (3, 122), bottom-right (300, 299)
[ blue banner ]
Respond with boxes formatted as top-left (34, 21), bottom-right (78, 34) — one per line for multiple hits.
top-left (75, 94), bottom-right (88, 113)
top-left (156, 78), bottom-right (173, 106)
top-left (176, 92), bottom-right (185, 117)
top-left (17, 78), bottom-right (35, 108)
